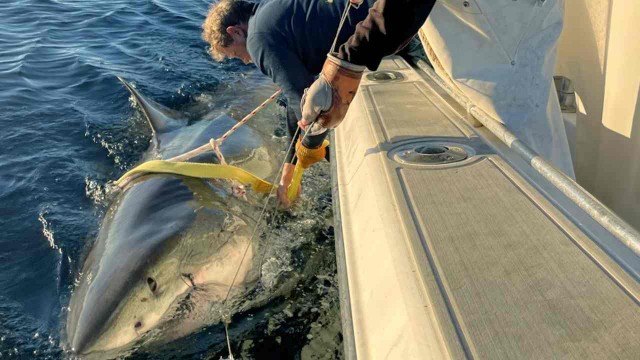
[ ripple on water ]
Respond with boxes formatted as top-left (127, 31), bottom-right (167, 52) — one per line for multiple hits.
top-left (38, 209), bottom-right (62, 255)
top-left (0, 296), bottom-right (63, 358)
top-left (84, 176), bottom-right (112, 207)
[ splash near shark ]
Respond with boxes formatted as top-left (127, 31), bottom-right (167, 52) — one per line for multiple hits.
top-left (66, 78), bottom-right (284, 356)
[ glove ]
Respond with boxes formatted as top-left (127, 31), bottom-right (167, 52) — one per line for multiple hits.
top-left (296, 139), bottom-right (329, 169)
top-left (300, 54), bottom-right (364, 129)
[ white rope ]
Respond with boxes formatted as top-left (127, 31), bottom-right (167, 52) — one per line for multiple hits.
top-left (208, 4), bottom-right (355, 355)
top-left (215, 3), bottom-right (356, 356)
top-left (220, 120), bottom-right (318, 359)
top-left (210, 124), bottom-right (247, 198)
top-left (330, 2), bottom-right (353, 55)
top-left (224, 322), bottom-right (235, 360)
top-left (210, 139), bottom-right (225, 164)
top-left (216, 4), bottom-right (355, 355)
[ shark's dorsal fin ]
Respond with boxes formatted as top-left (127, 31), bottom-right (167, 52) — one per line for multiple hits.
top-left (118, 77), bottom-right (184, 134)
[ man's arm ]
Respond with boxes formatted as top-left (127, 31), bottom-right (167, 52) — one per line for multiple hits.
top-left (301, 0), bottom-right (436, 128)
top-left (248, 32), bottom-right (329, 152)
top-left (248, 32), bottom-right (313, 122)
top-left (338, 0), bottom-right (436, 70)
top-left (248, 32), bottom-right (327, 206)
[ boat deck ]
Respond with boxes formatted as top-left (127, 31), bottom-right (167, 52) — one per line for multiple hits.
top-left (332, 57), bottom-right (640, 359)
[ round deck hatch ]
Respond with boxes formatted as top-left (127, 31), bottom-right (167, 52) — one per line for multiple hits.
top-left (366, 70), bottom-right (404, 83)
top-left (391, 142), bottom-right (473, 167)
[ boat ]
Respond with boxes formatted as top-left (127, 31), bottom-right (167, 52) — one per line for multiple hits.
top-left (330, 1), bottom-right (640, 358)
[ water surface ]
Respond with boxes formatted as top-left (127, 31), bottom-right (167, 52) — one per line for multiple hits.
top-left (0, 1), bottom-right (341, 358)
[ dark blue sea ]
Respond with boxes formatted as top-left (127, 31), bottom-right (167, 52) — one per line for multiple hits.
top-left (0, 1), bottom-right (341, 358)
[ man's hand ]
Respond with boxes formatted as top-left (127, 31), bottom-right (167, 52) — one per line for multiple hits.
top-left (277, 163), bottom-right (297, 208)
top-left (300, 76), bottom-right (333, 129)
top-left (300, 54), bottom-right (364, 129)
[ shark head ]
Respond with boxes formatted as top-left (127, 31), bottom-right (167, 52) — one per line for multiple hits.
top-left (66, 79), bottom-right (273, 355)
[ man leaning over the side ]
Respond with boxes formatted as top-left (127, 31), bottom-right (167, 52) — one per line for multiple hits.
top-left (202, 0), bottom-right (436, 205)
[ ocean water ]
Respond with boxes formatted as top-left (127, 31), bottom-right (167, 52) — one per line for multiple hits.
top-left (0, 0), bottom-right (341, 358)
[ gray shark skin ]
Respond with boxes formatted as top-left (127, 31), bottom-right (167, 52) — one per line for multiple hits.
top-left (66, 79), bottom-right (277, 356)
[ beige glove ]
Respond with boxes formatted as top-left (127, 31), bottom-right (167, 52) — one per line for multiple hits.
top-left (300, 54), bottom-right (364, 129)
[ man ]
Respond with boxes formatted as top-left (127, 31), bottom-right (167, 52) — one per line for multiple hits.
top-left (203, 0), bottom-right (374, 206)
top-left (202, 0), bottom-right (435, 205)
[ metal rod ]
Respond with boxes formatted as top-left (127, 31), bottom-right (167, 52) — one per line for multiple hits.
top-left (416, 59), bottom-right (640, 257)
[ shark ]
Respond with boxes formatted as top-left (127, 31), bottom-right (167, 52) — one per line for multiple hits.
top-left (66, 78), bottom-right (279, 356)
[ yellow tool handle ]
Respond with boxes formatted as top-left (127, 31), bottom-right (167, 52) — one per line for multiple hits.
top-left (286, 162), bottom-right (305, 202)
top-left (285, 138), bottom-right (330, 203)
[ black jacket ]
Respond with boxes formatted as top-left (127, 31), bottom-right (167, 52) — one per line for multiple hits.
top-left (338, 0), bottom-right (436, 70)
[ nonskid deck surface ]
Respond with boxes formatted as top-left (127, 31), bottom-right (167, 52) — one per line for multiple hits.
top-left (333, 57), bottom-right (640, 359)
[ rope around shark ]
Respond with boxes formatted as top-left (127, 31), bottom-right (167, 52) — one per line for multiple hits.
top-left (115, 88), bottom-right (328, 204)
top-left (115, 89), bottom-right (283, 190)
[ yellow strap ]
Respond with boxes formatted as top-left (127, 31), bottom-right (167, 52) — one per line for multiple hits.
top-left (287, 139), bottom-right (330, 200)
top-left (286, 161), bottom-right (305, 201)
top-left (115, 160), bottom-right (275, 193)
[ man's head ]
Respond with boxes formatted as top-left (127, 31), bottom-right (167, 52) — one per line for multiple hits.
top-left (202, 0), bottom-right (254, 64)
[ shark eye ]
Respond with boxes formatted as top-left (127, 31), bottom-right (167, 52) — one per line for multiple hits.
top-left (147, 277), bottom-right (158, 293)
top-left (134, 321), bottom-right (143, 330)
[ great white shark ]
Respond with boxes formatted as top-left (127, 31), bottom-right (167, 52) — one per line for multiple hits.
top-left (66, 79), bottom-right (278, 356)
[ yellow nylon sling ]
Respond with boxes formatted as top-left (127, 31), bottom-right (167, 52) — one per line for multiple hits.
top-left (115, 140), bottom-right (329, 201)
top-left (115, 160), bottom-right (275, 193)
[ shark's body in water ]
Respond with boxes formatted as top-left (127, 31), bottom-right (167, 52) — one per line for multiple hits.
top-left (66, 79), bottom-right (278, 356)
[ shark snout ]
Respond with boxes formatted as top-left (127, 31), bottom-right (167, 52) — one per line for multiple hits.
top-left (67, 282), bottom-right (124, 355)
top-left (69, 327), bottom-right (91, 355)
top-left (68, 303), bottom-right (105, 355)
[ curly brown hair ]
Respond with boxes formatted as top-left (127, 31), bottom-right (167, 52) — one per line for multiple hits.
top-left (202, 0), bottom-right (254, 61)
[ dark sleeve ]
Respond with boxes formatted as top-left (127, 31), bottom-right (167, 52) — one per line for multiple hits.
top-left (247, 32), bottom-right (316, 162)
top-left (247, 32), bottom-right (314, 120)
top-left (337, 0), bottom-right (436, 70)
